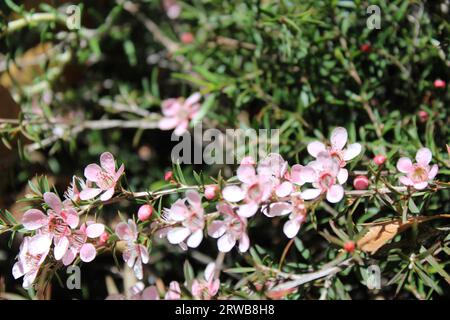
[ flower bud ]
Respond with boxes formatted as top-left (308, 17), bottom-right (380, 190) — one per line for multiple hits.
top-left (138, 204), bottom-right (153, 221)
top-left (164, 171), bottom-right (173, 181)
top-left (360, 43), bottom-right (371, 53)
top-left (204, 185), bottom-right (218, 200)
top-left (99, 232), bottom-right (109, 245)
top-left (418, 110), bottom-right (429, 123)
top-left (180, 32), bottom-right (194, 44)
top-left (353, 175), bottom-right (369, 190)
top-left (434, 79), bottom-right (446, 88)
top-left (373, 154), bottom-right (386, 166)
top-left (344, 241), bottom-right (355, 253)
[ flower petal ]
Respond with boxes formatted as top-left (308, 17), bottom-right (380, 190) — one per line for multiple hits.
top-left (217, 233), bottom-right (236, 252)
top-left (330, 127), bottom-right (348, 150)
top-left (326, 185), bottom-right (344, 203)
top-left (396, 157), bottom-right (413, 173)
top-left (158, 117), bottom-right (179, 130)
top-left (142, 286), bottom-right (160, 300)
top-left (207, 220), bottom-right (226, 238)
top-left (307, 141), bottom-right (326, 158)
top-left (264, 202), bottom-right (292, 217)
top-left (43, 192), bottom-right (62, 213)
top-left (237, 203), bottom-right (258, 218)
top-left (100, 152), bottom-right (116, 174)
top-left (416, 147), bottom-right (432, 166)
top-left (86, 223), bottom-right (105, 238)
top-left (399, 176), bottom-right (413, 186)
top-left (428, 164), bottom-right (439, 180)
top-left (84, 164), bottom-right (102, 182)
top-left (237, 165), bottom-right (256, 184)
top-left (301, 188), bottom-right (322, 200)
top-left (54, 236), bottom-right (70, 260)
top-left (343, 143), bottom-right (362, 161)
top-left (222, 185), bottom-right (245, 202)
top-left (185, 92), bottom-right (201, 106)
top-left (115, 221), bottom-right (136, 241)
top-left (283, 220), bottom-right (301, 238)
top-left (186, 190), bottom-right (201, 207)
top-left (80, 243), bottom-right (97, 262)
top-left (22, 209), bottom-right (48, 230)
top-left (186, 229), bottom-right (203, 248)
top-left (100, 188), bottom-right (115, 201)
top-left (167, 227), bottom-right (191, 244)
top-left (413, 182), bottom-right (428, 190)
top-left (275, 181), bottom-right (293, 197)
top-left (238, 233), bottom-right (250, 253)
top-left (79, 188), bottom-right (102, 200)
top-left (337, 168), bottom-right (348, 185)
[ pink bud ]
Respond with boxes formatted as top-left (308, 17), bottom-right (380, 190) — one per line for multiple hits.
top-left (180, 32), bottom-right (194, 44)
top-left (353, 175), bottom-right (369, 190)
top-left (434, 79), bottom-right (446, 88)
top-left (164, 171), bottom-right (173, 181)
top-left (373, 154), bottom-right (386, 166)
top-left (204, 185), bottom-right (218, 200)
top-left (418, 110), bottom-right (429, 123)
top-left (138, 204), bottom-right (153, 221)
top-left (99, 232), bottom-right (109, 245)
top-left (344, 241), bottom-right (355, 253)
top-left (360, 43), bottom-right (371, 53)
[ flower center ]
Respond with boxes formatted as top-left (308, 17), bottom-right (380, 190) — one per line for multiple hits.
top-left (329, 150), bottom-right (345, 167)
top-left (411, 165), bottom-right (427, 182)
top-left (319, 172), bottom-right (335, 191)
top-left (247, 183), bottom-right (262, 202)
top-left (96, 171), bottom-right (115, 189)
top-left (48, 216), bottom-right (70, 236)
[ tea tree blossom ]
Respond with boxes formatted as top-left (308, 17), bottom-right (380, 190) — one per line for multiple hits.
top-left (61, 222), bottom-right (105, 266)
top-left (222, 158), bottom-right (273, 217)
top-left (397, 147), bottom-right (439, 190)
top-left (158, 92), bottom-right (201, 136)
top-left (307, 127), bottom-right (361, 181)
top-left (191, 263), bottom-right (220, 300)
top-left (115, 219), bottom-right (149, 280)
top-left (302, 152), bottom-right (346, 203)
top-left (80, 152), bottom-right (125, 201)
top-left (22, 192), bottom-right (79, 259)
top-left (208, 203), bottom-right (249, 253)
top-left (162, 191), bottom-right (205, 248)
top-left (12, 234), bottom-right (51, 289)
top-left (106, 282), bottom-right (159, 300)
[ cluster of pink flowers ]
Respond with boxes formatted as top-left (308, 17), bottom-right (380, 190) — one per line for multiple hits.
top-left (11, 138), bottom-right (441, 293)
top-left (14, 192), bottom-right (105, 288)
top-left (106, 263), bottom-right (219, 300)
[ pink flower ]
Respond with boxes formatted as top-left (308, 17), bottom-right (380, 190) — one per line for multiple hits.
top-left (80, 152), bottom-right (125, 201)
top-left (262, 193), bottom-right (307, 238)
top-left (222, 158), bottom-right (274, 217)
top-left (302, 152), bottom-right (346, 203)
top-left (307, 127), bottom-right (361, 181)
top-left (397, 148), bottom-right (439, 190)
top-left (208, 203), bottom-right (249, 253)
top-left (115, 219), bottom-right (149, 280)
top-left (158, 93), bottom-right (201, 136)
top-left (61, 222), bottom-right (105, 266)
top-left (165, 281), bottom-right (181, 300)
top-left (12, 234), bottom-right (51, 289)
top-left (191, 263), bottom-right (220, 300)
top-left (22, 192), bottom-right (80, 260)
top-left (162, 191), bottom-right (205, 249)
